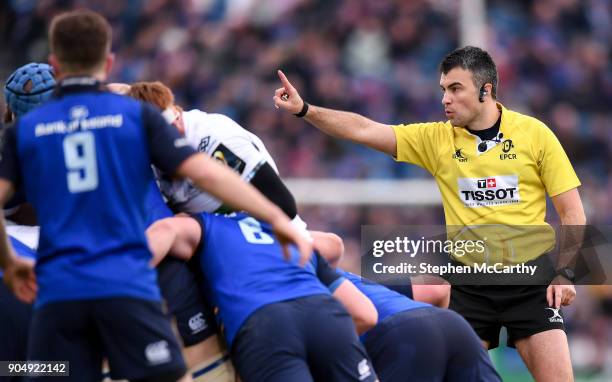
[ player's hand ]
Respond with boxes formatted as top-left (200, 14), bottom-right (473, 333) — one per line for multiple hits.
top-left (3, 255), bottom-right (37, 304)
top-left (546, 275), bottom-right (576, 309)
top-left (273, 70), bottom-right (304, 115)
top-left (270, 215), bottom-right (313, 266)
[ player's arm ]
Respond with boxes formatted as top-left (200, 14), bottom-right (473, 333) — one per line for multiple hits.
top-left (273, 70), bottom-right (397, 156)
top-left (0, 179), bottom-right (17, 269)
top-left (175, 155), bottom-right (310, 263)
top-left (146, 216), bottom-right (202, 266)
top-left (332, 279), bottom-right (378, 334)
top-left (250, 162), bottom-right (297, 219)
top-left (315, 253), bottom-right (377, 334)
top-left (142, 104), bottom-right (312, 264)
top-left (310, 231), bottom-right (344, 268)
top-left (0, 127), bottom-right (37, 303)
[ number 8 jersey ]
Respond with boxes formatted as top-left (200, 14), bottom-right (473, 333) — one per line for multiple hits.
top-left (0, 78), bottom-right (195, 307)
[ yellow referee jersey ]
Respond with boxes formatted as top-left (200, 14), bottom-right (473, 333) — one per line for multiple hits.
top-left (392, 103), bottom-right (581, 263)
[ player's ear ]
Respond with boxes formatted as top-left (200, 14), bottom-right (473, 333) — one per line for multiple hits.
top-left (104, 53), bottom-right (115, 77)
top-left (48, 54), bottom-right (62, 78)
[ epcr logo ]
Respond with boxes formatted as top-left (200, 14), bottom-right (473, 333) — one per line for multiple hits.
top-left (501, 140), bottom-right (514, 153)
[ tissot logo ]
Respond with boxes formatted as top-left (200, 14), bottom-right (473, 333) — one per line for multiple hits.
top-left (458, 175), bottom-right (520, 208)
top-left (477, 178), bottom-right (497, 188)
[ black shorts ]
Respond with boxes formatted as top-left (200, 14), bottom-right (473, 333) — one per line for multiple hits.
top-left (364, 307), bottom-right (500, 382)
top-left (157, 257), bottom-right (217, 347)
top-left (0, 281), bottom-right (33, 382)
top-left (450, 284), bottom-right (565, 349)
top-left (232, 294), bottom-right (378, 382)
top-left (28, 297), bottom-right (186, 382)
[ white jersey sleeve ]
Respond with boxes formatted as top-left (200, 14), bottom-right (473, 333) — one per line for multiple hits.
top-left (6, 223), bottom-right (40, 250)
top-left (156, 110), bottom-right (276, 213)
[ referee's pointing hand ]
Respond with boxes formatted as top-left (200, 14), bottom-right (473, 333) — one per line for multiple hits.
top-left (274, 70), bottom-right (304, 115)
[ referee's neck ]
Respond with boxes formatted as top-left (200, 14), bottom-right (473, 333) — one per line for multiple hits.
top-left (465, 103), bottom-right (501, 131)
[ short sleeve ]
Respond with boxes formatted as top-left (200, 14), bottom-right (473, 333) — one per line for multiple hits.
top-left (391, 122), bottom-right (444, 175)
top-left (536, 125), bottom-right (581, 197)
top-left (204, 114), bottom-right (267, 179)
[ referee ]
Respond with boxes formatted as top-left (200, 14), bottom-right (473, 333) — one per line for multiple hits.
top-left (274, 46), bottom-right (585, 382)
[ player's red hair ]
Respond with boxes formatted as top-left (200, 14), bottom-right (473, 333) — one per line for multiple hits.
top-left (128, 81), bottom-right (181, 111)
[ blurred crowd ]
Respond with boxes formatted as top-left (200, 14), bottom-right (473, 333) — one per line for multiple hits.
top-left (1, 0), bottom-right (609, 221)
top-left (1, 0), bottom-right (611, 377)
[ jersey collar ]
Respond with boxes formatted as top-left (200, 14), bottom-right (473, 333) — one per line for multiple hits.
top-left (53, 76), bottom-right (106, 98)
top-left (453, 103), bottom-right (513, 156)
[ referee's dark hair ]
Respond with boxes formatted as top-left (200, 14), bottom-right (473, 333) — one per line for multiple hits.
top-left (440, 46), bottom-right (498, 99)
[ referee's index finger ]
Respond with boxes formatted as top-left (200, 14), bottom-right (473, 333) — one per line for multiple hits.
top-left (277, 70), bottom-right (293, 90)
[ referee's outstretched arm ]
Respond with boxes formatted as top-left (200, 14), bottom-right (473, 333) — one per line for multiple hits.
top-left (274, 70), bottom-right (397, 157)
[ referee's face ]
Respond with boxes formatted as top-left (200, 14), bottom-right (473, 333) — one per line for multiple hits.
top-left (440, 68), bottom-right (481, 127)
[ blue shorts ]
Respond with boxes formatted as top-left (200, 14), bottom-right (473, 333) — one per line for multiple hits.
top-left (28, 297), bottom-right (186, 382)
top-left (0, 281), bottom-right (32, 381)
top-left (364, 307), bottom-right (501, 382)
top-left (232, 294), bottom-right (378, 382)
top-left (157, 257), bottom-right (217, 346)
top-left (384, 280), bottom-right (413, 299)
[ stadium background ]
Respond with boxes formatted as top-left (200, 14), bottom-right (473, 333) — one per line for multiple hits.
top-left (0, 0), bottom-right (610, 380)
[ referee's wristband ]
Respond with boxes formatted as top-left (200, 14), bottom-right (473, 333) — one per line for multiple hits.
top-left (556, 267), bottom-right (576, 283)
top-left (294, 101), bottom-right (309, 118)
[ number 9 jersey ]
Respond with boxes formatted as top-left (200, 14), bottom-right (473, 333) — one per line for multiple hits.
top-left (0, 78), bottom-right (196, 307)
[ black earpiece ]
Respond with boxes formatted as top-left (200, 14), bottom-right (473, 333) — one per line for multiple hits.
top-left (478, 86), bottom-right (487, 103)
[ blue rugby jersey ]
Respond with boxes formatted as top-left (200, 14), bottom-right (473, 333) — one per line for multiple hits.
top-left (338, 270), bottom-right (430, 326)
top-left (144, 180), bottom-right (173, 227)
top-left (0, 77), bottom-right (195, 307)
top-left (193, 212), bottom-right (342, 347)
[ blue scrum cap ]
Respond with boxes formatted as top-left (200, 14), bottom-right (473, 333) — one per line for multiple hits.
top-left (4, 62), bottom-right (56, 117)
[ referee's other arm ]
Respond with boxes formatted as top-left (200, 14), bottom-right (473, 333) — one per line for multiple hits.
top-left (548, 188), bottom-right (585, 309)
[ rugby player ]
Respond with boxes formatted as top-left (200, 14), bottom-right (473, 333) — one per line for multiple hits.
top-left (273, 46), bottom-right (585, 381)
top-left (3, 62), bottom-right (56, 226)
top-left (146, 212), bottom-right (379, 382)
top-left (0, 9), bottom-right (309, 382)
top-left (338, 270), bottom-right (501, 381)
top-left (124, 81), bottom-right (342, 380)
top-left (1, 63), bottom-right (51, 381)
top-left (2, 62), bottom-right (224, 381)
top-left (144, 181), bottom-right (234, 382)
top-left (123, 81), bottom-right (344, 263)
